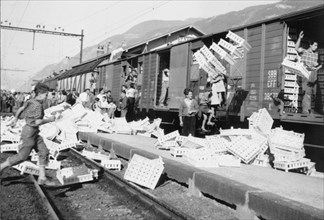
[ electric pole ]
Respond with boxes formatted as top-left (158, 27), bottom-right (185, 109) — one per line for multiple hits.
top-left (0, 25), bottom-right (84, 64)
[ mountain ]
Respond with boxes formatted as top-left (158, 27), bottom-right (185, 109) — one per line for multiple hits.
top-left (194, 0), bottom-right (324, 34)
top-left (31, 20), bottom-right (192, 80)
top-left (31, 0), bottom-right (323, 82)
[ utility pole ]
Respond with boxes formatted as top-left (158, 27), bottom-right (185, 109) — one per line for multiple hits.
top-left (80, 29), bottom-right (84, 64)
top-left (0, 25), bottom-right (84, 63)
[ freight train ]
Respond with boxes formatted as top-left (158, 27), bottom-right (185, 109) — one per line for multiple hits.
top-left (43, 5), bottom-right (324, 147)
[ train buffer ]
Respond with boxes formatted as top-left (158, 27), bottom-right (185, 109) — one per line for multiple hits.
top-left (280, 113), bottom-right (324, 125)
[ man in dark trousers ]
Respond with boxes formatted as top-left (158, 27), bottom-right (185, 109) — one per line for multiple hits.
top-left (66, 89), bottom-right (76, 106)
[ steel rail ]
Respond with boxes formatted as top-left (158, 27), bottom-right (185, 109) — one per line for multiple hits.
top-left (29, 175), bottom-right (62, 220)
top-left (69, 147), bottom-right (195, 220)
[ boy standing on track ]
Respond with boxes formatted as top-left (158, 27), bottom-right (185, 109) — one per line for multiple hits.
top-left (0, 83), bottom-right (57, 186)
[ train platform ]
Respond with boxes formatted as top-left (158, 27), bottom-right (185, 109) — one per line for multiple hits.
top-left (78, 132), bottom-right (324, 220)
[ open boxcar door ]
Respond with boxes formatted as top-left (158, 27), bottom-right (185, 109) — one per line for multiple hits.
top-left (168, 44), bottom-right (189, 109)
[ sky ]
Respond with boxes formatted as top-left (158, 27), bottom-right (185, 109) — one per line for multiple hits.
top-left (0, 0), bottom-right (280, 90)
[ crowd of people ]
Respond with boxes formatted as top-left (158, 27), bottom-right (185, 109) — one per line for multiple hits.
top-left (0, 82), bottom-right (141, 124)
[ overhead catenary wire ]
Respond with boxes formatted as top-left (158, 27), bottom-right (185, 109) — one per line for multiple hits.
top-left (63, 1), bottom-right (122, 28)
top-left (83, 0), bottom-right (172, 48)
top-left (16, 1), bottom-right (172, 79)
top-left (44, 0), bottom-right (171, 66)
top-left (2, 0), bottom-right (31, 63)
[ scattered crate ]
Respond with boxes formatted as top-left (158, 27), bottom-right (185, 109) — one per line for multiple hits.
top-left (204, 135), bottom-right (228, 153)
top-left (218, 39), bottom-right (244, 59)
top-left (273, 158), bottom-right (311, 172)
top-left (271, 147), bottom-right (305, 162)
top-left (184, 148), bottom-right (219, 168)
top-left (199, 45), bottom-right (226, 74)
top-left (269, 127), bottom-right (304, 152)
top-left (284, 87), bottom-right (299, 94)
top-left (226, 30), bottom-right (251, 51)
top-left (0, 143), bottom-right (21, 153)
top-left (36, 159), bottom-right (61, 170)
top-left (175, 135), bottom-right (187, 146)
top-left (210, 42), bottom-right (236, 65)
top-left (248, 108), bottom-right (273, 136)
top-left (136, 131), bottom-right (152, 137)
top-left (44, 104), bottom-right (66, 116)
top-left (281, 58), bottom-right (310, 79)
top-left (151, 128), bottom-right (165, 139)
top-left (284, 81), bottom-right (298, 87)
top-left (43, 139), bottom-right (60, 159)
top-left (285, 73), bottom-right (297, 81)
top-left (115, 125), bottom-right (133, 135)
top-left (286, 54), bottom-right (297, 61)
top-left (39, 123), bottom-right (60, 140)
top-left (56, 164), bottom-right (99, 185)
top-left (124, 154), bottom-right (164, 190)
top-left (170, 147), bottom-right (188, 157)
top-left (56, 141), bottom-right (77, 152)
top-left (30, 153), bottom-right (39, 162)
top-left (306, 162), bottom-right (316, 176)
top-left (155, 130), bottom-right (179, 147)
top-left (13, 161), bottom-right (40, 176)
top-left (218, 154), bottom-right (241, 167)
top-left (101, 159), bottom-right (121, 171)
top-left (219, 127), bottom-right (252, 137)
top-left (0, 133), bottom-right (21, 143)
top-left (252, 154), bottom-right (270, 167)
top-left (310, 171), bottom-right (324, 179)
top-left (287, 40), bottom-right (296, 47)
top-left (82, 149), bottom-right (111, 162)
top-left (287, 47), bottom-right (298, 54)
top-left (158, 140), bottom-right (179, 150)
top-left (181, 135), bottom-right (207, 149)
top-left (227, 134), bottom-right (267, 164)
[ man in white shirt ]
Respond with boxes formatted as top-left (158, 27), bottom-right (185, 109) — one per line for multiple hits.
top-left (96, 88), bottom-right (106, 102)
top-left (159, 68), bottom-right (170, 107)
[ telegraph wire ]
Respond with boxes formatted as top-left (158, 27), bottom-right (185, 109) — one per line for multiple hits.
top-left (84, 0), bottom-right (172, 48)
top-left (64, 1), bottom-right (122, 28)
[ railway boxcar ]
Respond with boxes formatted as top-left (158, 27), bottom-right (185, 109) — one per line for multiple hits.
top-left (106, 5), bottom-right (324, 146)
top-left (55, 6), bottom-right (324, 147)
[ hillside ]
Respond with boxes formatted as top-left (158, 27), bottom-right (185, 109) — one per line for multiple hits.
top-left (32, 0), bottom-right (324, 81)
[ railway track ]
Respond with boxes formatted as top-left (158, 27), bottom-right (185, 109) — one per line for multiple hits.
top-left (1, 143), bottom-right (238, 220)
top-left (22, 147), bottom-right (194, 220)
top-left (69, 147), bottom-right (193, 220)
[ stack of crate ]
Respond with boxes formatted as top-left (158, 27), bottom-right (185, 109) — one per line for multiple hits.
top-left (317, 48), bottom-right (324, 114)
top-left (283, 30), bottom-right (302, 113)
top-left (268, 127), bottom-right (314, 173)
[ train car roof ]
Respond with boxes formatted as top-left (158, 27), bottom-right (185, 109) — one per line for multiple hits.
top-left (158, 4), bottom-right (323, 49)
top-left (57, 4), bottom-right (324, 77)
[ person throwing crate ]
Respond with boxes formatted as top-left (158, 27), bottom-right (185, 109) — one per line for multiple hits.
top-left (295, 30), bottom-right (322, 114)
top-left (0, 83), bottom-right (57, 186)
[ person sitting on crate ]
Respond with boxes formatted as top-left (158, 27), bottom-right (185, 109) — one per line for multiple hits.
top-left (0, 83), bottom-right (57, 186)
top-left (295, 31), bottom-right (322, 114)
